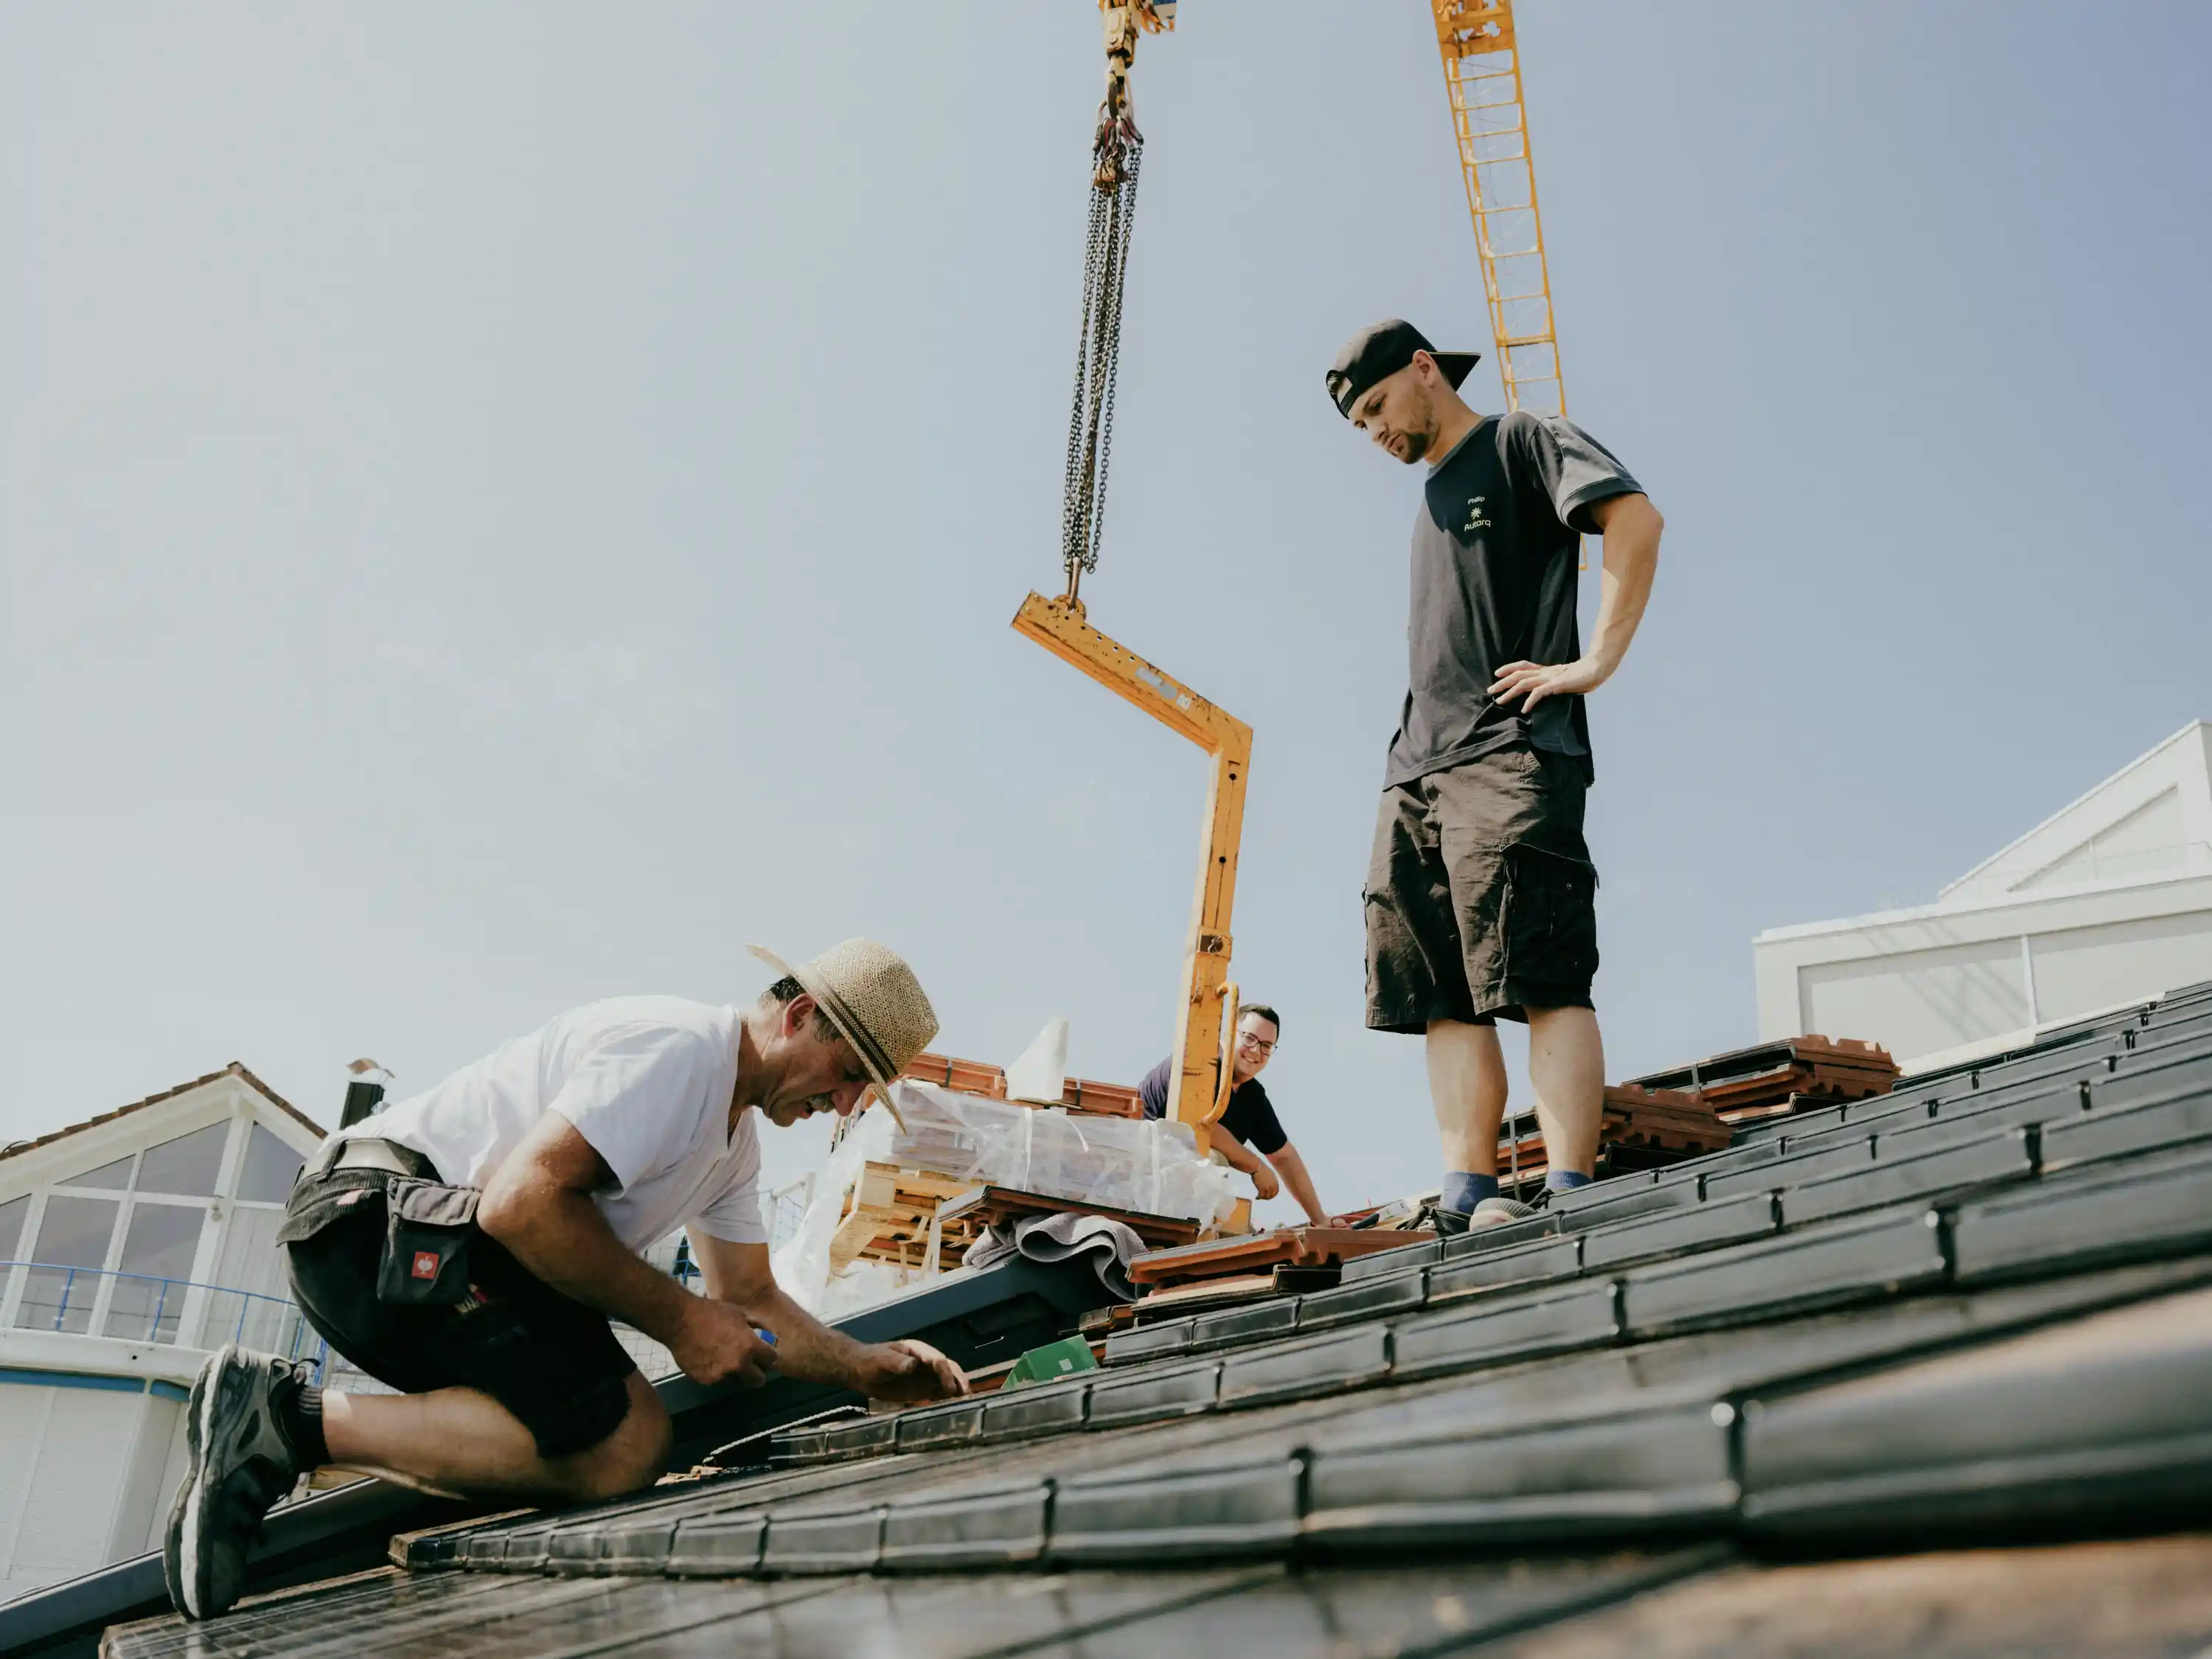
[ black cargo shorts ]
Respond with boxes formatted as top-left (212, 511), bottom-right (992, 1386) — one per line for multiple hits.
top-left (1364, 743), bottom-right (1599, 1031)
top-left (279, 1147), bottom-right (639, 1460)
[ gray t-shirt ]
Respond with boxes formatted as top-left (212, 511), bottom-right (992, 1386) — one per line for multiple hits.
top-left (1383, 411), bottom-right (1641, 790)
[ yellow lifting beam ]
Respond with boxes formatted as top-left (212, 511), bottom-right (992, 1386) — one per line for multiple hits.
top-left (1012, 592), bottom-right (1251, 1152)
top-left (1431, 0), bottom-right (1566, 417)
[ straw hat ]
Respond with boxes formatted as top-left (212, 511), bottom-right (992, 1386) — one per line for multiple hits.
top-left (747, 939), bottom-right (937, 1130)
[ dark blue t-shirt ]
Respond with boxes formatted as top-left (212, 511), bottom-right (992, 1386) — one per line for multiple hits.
top-left (1136, 1057), bottom-right (1288, 1155)
top-left (1386, 411), bottom-right (1641, 790)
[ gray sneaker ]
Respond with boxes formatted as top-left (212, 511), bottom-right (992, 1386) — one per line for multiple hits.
top-left (1468, 1195), bottom-right (1539, 1228)
top-left (164, 1346), bottom-right (307, 1621)
top-left (1433, 1195), bottom-right (1540, 1237)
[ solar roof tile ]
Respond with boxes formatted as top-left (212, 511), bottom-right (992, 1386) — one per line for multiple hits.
top-left (879, 1479), bottom-right (1051, 1571)
top-left (760, 1504), bottom-right (886, 1575)
top-left (1782, 1124), bottom-right (2036, 1228)
top-left (665, 1511), bottom-right (768, 1576)
top-left (1392, 1279), bottom-right (1620, 1380)
top-left (1086, 1359), bottom-right (1222, 1427)
top-left (1426, 1232), bottom-right (1582, 1304)
top-left (1580, 1190), bottom-right (1778, 1270)
top-left (1303, 1397), bottom-right (1737, 1549)
top-left (1621, 1206), bottom-right (1947, 1338)
top-left (1049, 1455), bottom-right (1303, 1563)
top-left (1950, 1145), bottom-right (2212, 1284)
top-left (2042, 1087), bottom-right (2212, 1171)
top-left (1293, 1270), bottom-right (1425, 1331)
top-left (1218, 1325), bottom-right (1391, 1409)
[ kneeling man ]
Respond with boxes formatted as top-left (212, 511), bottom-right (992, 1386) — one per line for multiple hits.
top-left (167, 938), bottom-right (967, 1621)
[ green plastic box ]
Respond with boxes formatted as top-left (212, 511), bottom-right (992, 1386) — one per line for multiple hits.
top-left (1000, 1335), bottom-right (1099, 1391)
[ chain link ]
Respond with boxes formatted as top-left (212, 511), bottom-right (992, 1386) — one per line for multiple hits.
top-left (1060, 109), bottom-right (1144, 599)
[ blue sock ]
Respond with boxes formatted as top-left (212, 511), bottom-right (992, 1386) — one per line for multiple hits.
top-left (1441, 1172), bottom-right (1500, 1214)
top-left (1545, 1169), bottom-right (1593, 1192)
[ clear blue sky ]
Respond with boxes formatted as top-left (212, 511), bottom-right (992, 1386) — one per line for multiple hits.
top-left (5, 3), bottom-right (2208, 1220)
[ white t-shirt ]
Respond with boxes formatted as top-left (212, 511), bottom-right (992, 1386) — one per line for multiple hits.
top-left (338, 996), bottom-right (766, 1252)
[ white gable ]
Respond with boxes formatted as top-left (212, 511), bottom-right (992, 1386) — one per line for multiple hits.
top-left (1944, 721), bottom-right (2212, 902)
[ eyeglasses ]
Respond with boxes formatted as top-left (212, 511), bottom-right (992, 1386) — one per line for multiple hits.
top-left (1237, 1033), bottom-right (1276, 1055)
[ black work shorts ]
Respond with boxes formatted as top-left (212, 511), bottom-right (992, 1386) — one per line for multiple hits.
top-left (282, 1166), bottom-right (638, 1460)
top-left (1364, 743), bottom-right (1599, 1032)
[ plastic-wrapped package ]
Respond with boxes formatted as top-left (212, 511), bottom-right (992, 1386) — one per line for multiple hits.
top-left (769, 1081), bottom-right (1239, 1313)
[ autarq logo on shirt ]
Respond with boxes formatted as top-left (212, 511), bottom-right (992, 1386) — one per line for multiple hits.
top-left (1462, 495), bottom-right (1492, 535)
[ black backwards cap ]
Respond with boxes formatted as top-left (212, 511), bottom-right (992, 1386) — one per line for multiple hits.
top-left (1326, 319), bottom-right (1481, 417)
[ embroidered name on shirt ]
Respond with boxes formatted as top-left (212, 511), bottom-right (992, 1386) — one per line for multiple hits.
top-left (1462, 496), bottom-right (1492, 534)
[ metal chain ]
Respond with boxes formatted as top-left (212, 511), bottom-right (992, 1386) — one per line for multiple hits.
top-left (1060, 106), bottom-right (1144, 601)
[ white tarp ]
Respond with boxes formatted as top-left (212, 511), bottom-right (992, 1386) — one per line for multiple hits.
top-left (771, 1079), bottom-right (1238, 1316)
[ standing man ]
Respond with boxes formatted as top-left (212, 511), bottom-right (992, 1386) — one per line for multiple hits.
top-left (1137, 1003), bottom-right (1330, 1227)
top-left (166, 939), bottom-right (968, 1622)
top-left (1327, 319), bottom-right (1663, 1234)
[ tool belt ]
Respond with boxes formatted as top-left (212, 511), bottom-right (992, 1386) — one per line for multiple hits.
top-left (284, 1136), bottom-right (483, 1308)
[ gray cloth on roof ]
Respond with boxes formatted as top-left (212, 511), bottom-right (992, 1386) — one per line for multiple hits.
top-left (964, 1210), bottom-right (1144, 1303)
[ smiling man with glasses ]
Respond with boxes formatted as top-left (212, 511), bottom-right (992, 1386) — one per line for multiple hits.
top-left (1136, 1004), bottom-right (1329, 1227)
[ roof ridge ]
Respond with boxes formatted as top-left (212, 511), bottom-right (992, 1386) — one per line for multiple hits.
top-left (0, 1060), bottom-right (325, 1166)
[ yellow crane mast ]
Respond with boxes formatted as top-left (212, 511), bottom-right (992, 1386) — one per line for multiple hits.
top-left (1430, 0), bottom-right (1566, 417)
top-left (1015, 1), bottom-right (1252, 1158)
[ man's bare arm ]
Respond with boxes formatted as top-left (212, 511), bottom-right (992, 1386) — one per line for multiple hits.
top-left (1209, 1130), bottom-right (1280, 1201)
top-left (1265, 1141), bottom-right (1329, 1228)
top-left (1490, 491), bottom-right (1663, 712)
top-left (476, 1113), bottom-right (771, 1390)
top-left (688, 1231), bottom-right (967, 1403)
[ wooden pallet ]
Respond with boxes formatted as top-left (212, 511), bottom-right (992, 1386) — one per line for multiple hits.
top-left (827, 1162), bottom-right (990, 1273)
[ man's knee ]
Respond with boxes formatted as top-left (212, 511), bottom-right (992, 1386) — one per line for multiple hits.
top-left (563, 1377), bottom-right (670, 1500)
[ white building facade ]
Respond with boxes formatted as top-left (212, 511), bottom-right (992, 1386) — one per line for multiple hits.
top-left (0, 1065), bottom-right (327, 1603)
top-left (1754, 721), bottom-right (2212, 1071)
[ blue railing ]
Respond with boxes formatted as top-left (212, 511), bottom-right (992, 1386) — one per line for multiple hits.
top-left (0, 1260), bottom-right (333, 1377)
